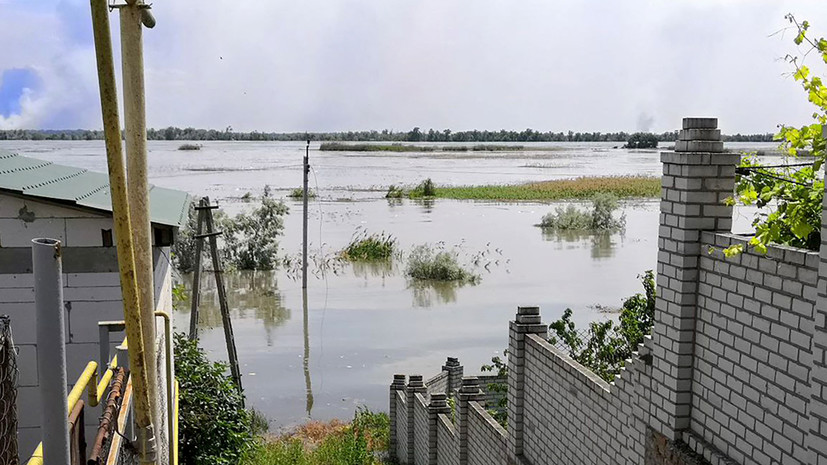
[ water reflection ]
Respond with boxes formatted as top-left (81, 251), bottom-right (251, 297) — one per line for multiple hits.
top-left (178, 271), bottom-right (291, 346)
top-left (408, 280), bottom-right (468, 308)
top-left (302, 288), bottom-right (313, 417)
top-left (539, 229), bottom-right (620, 259)
top-left (351, 260), bottom-right (398, 281)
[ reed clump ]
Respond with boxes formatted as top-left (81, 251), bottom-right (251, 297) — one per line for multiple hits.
top-left (405, 245), bottom-right (479, 283)
top-left (340, 232), bottom-right (397, 261)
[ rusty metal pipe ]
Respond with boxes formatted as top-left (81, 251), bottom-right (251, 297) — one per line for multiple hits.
top-left (88, 368), bottom-right (127, 465)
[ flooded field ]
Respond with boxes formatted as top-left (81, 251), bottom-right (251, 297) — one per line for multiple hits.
top-left (0, 140), bottom-right (773, 429)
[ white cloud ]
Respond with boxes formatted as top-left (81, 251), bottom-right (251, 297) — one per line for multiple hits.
top-left (2, 0), bottom-right (827, 132)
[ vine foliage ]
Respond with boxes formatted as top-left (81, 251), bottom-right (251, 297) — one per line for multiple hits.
top-left (725, 15), bottom-right (827, 256)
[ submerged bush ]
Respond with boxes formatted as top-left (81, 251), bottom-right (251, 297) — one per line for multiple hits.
top-left (178, 143), bottom-right (202, 151)
top-left (538, 193), bottom-right (625, 231)
top-left (409, 178), bottom-right (436, 197)
top-left (220, 197), bottom-right (289, 270)
top-left (288, 188), bottom-right (317, 199)
top-left (341, 232), bottom-right (397, 261)
top-left (385, 185), bottom-right (405, 199)
top-left (405, 245), bottom-right (479, 283)
top-left (175, 333), bottom-right (252, 464)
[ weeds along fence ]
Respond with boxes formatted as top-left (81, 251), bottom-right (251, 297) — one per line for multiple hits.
top-left (0, 315), bottom-right (19, 464)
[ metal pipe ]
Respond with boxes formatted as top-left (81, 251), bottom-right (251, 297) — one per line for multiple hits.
top-left (88, 368), bottom-right (127, 465)
top-left (89, 1), bottom-right (155, 463)
top-left (155, 310), bottom-right (174, 461)
top-left (32, 237), bottom-right (71, 465)
top-left (120, 4), bottom-right (160, 455)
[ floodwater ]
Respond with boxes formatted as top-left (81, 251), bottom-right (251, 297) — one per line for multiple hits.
top-left (0, 140), bottom-right (774, 429)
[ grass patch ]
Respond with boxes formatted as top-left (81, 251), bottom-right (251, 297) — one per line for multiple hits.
top-left (288, 188), bottom-right (317, 199)
top-left (406, 244), bottom-right (479, 283)
top-left (178, 143), bottom-right (202, 150)
top-left (242, 408), bottom-right (389, 465)
top-left (386, 176), bottom-right (658, 201)
top-left (539, 193), bottom-right (626, 231)
top-left (340, 232), bottom-right (397, 261)
top-left (432, 176), bottom-right (659, 200)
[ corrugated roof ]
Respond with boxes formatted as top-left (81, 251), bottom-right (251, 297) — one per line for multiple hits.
top-left (0, 151), bottom-right (190, 228)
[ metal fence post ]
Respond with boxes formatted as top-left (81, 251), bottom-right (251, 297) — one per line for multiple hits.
top-left (0, 315), bottom-right (18, 464)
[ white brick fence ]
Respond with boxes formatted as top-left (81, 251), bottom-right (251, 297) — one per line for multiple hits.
top-left (389, 118), bottom-right (827, 465)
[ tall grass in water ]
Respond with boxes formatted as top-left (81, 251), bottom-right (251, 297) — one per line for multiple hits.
top-left (340, 232), bottom-right (397, 261)
top-left (288, 188), bottom-right (317, 199)
top-left (539, 193), bottom-right (626, 231)
top-left (409, 178), bottom-right (436, 198)
top-left (320, 142), bottom-right (433, 152)
top-left (406, 245), bottom-right (479, 283)
top-left (435, 176), bottom-right (659, 200)
top-left (241, 408), bottom-right (389, 465)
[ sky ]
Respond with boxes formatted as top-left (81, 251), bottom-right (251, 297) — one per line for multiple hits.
top-left (1, 0), bottom-right (827, 134)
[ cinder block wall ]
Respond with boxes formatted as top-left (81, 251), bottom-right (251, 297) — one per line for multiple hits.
top-left (389, 117), bottom-right (827, 465)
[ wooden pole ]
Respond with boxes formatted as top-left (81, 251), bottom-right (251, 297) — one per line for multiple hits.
top-left (203, 197), bottom-right (244, 399)
top-left (188, 199), bottom-right (206, 339)
top-left (89, 0), bottom-right (154, 459)
top-left (120, 2), bottom-right (160, 462)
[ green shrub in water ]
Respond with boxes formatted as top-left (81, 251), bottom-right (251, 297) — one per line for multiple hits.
top-left (341, 232), bottom-right (397, 261)
top-left (409, 178), bottom-right (436, 197)
top-left (405, 245), bottom-right (479, 283)
top-left (538, 193), bottom-right (625, 231)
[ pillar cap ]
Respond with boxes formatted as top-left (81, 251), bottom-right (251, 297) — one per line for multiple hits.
top-left (682, 117), bottom-right (717, 130)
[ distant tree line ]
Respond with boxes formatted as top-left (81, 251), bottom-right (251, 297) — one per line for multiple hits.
top-left (0, 127), bottom-right (776, 143)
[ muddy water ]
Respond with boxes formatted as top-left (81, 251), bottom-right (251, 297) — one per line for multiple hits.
top-left (1, 140), bottom-right (774, 429)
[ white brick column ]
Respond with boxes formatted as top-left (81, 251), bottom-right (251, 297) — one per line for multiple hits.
top-left (650, 118), bottom-right (739, 439)
top-left (406, 375), bottom-right (426, 465)
top-left (389, 374), bottom-right (406, 462)
top-left (442, 357), bottom-right (463, 397)
top-left (428, 393), bottom-right (450, 465)
top-left (457, 376), bottom-right (485, 465)
top-left (506, 306), bottom-right (546, 459)
top-left (809, 126), bottom-right (827, 464)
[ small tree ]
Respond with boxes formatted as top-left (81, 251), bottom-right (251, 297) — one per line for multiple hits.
top-left (624, 132), bottom-right (658, 149)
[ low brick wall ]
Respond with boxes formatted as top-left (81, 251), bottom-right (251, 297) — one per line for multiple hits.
top-left (467, 402), bottom-right (507, 465)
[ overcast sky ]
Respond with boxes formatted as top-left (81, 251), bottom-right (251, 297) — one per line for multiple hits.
top-left (1, 0), bottom-right (827, 134)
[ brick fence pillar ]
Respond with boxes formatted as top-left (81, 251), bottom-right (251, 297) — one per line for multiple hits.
top-left (442, 356), bottom-right (463, 397)
top-left (809, 126), bottom-right (827, 464)
top-left (650, 117), bottom-right (739, 439)
top-left (506, 306), bottom-right (546, 459)
top-left (457, 376), bottom-right (485, 465)
top-left (428, 393), bottom-right (451, 465)
top-left (389, 374), bottom-right (406, 462)
top-left (407, 375), bottom-right (426, 465)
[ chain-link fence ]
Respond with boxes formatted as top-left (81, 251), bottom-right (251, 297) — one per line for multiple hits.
top-left (0, 315), bottom-right (19, 465)
top-left (549, 327), bottom-right (592, 355)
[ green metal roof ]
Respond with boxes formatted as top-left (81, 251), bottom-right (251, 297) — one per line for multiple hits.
top-left (0, 151), bottom-right (190, 228)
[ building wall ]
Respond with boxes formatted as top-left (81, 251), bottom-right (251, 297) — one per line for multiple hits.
top-left (0, 194), bottom-right (175, 461)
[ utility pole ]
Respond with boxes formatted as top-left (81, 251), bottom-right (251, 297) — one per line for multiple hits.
top-left (302, 140), bottom-right (310, 289)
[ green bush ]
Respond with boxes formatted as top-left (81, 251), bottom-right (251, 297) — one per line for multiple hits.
top-left (385, 185), bottom-right (405, 199)
top-left (172, 200), bottom-right (201, 273)
top-left (409, 178), bottom-right (436, 197)
top-left (549, 270), bottom-right (656, 382)
top-left (341, 232), bottom-right (397, 261)
top-left (220, 197), bottom-right (289, 270)
top-left (175, 333), bottom-right (252, 464)
top-left (538, 193), bottom-right (625, 231)
top-left (288, 188), bottom-right (317, 199)
top-left (405, 245), bottom-right (479, 283)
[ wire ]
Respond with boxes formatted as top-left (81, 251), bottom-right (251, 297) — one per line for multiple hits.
top-left (735, 167), bottom-right (813, 187)
top-left (309, 164), bottom-right (328, 392)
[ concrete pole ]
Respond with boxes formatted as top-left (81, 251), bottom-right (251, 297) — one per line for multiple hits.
top-left (120, 3), bottom-right (161, 462)
top-left (302, 140), bottom-right (310, 289)
top-left (32, 238), bottom-right (70, 465)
